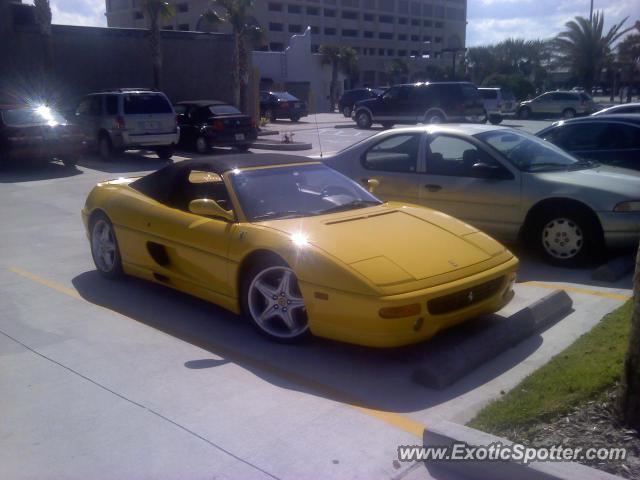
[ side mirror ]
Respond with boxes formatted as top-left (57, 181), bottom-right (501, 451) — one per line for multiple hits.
top-left (471, 162), bottom-right (507, 179)
top-left (188, 199), bottom-right (234, 222)
top-left (367, 178), bottom-right (380, 192)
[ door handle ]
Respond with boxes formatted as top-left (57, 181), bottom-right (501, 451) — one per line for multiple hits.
top-left (424, 184), bottom-right (442, 192)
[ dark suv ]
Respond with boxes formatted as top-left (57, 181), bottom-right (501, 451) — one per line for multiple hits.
top-left (352, 82), bottom-right (486, 129)
top-left (338, 88), bottom-right (384, 117)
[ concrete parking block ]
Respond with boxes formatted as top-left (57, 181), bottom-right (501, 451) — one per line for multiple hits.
top-left (421, 418), bottom-right (624, 480)
top-left (251, 139), bottom-right (313, 150)
top-left (412, 290), bottom-right (573, 389)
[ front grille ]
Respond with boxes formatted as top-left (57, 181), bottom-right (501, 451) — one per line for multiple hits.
top-left (427, 276), bottom-right (505, 315)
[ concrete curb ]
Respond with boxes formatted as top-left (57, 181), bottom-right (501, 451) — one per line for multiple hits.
top-left (412, 290), bottom-right (573, 389)
top-left (257, 129), bottom-right (279, 137)
top-left (591, 255), bottom-right (635, 283)
top-left (251, 140), bottom-right (313, 151)
top-left (421, 418), bottom-right (624, 480)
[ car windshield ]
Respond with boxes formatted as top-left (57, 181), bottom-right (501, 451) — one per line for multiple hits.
top-left (123, 93), bottom-right (172, 114)
top-left (273, 92), bottom-right (299, 101)
top-left (209, 105), bottom-right (241, 115)
top-left (230, 163), bottom-right (382, 221)
top-left (1, 106), bottom-right (66, 126)
top-left (475, 130), bottom-right (588, 172)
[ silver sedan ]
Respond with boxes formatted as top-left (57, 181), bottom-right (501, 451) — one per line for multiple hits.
top-left (322, 124), bottom-right (640, 266)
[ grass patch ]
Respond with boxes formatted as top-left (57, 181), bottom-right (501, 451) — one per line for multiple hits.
top-left (469, 300), bottom-right (632, 434)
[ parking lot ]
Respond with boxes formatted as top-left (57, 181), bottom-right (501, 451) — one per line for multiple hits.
top-left (0, 114), bottom-right (634, 480)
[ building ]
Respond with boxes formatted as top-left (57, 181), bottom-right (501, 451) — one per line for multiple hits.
top-left (106, 0), bottom-right (467, 86)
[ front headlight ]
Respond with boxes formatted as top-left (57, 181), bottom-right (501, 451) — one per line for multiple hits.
top-left (614, 201), bottom-right (640, 212)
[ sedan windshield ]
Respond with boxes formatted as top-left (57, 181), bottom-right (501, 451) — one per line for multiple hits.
top-left (475, 130), bottom-right (586, 172)
top-left (230, 164), bottom-right (382, 221)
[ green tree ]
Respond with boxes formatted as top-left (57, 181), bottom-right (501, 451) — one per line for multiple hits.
top-left (554, 11), bottom-right (631, 93)
top-left (386, 58), bottom-right (409, 84)
top-left (141, 0), bottom-right (175, 90)
top-left (481, 73), bottom-right (535, 101)
top-left (202, 0), bottom-right (265, 110)
top-left (319, 45), bottom-right (358, 111)
top-left (618, 244), bottom-right (640, 429)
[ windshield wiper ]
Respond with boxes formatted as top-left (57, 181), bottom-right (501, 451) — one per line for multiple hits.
top-left (316, 200), bottom-right (381, 215)
top-left (252, 210), bottom-right (305, 220)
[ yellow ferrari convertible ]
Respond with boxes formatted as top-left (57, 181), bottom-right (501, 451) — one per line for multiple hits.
top-left (82, 154), bottom-right (518, 347)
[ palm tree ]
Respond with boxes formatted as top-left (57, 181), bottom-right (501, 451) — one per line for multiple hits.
top-left (201, 0), bottom-right (265, 110)
top-left (33, 0), bottom-right (53, 80)
top-left (319, 45), bottom-right (358, 111)
top-left (386, 58), bottom-right (409, 85)
top-left (141, 0), bottom-right (175, 90)
top-left (619, 244), bottom-right (640, 429)
top-left (554, 11), bottom-right (631, 93)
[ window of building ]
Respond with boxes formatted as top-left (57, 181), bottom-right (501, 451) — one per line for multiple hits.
top-left (398, 49), bottom-right (407, 56)
top-left (268, 2), bottom-right (282, 11)
top-left (411, 34), bottom-right (419, 41)
top-left (289, 24), bottom-right (302, 33)
top-left (342, 29), bottom-right (358, 37)
top-left (364, 30), bottom-right (374, 38)
top-left (287, 4), bottom-right (301, 13)
top-left (435, 21), bottom-right (443, 28)
top-left (378, 48), bottom-right (385, 55)
top-left (379, 32), bottom-right (393, 40)
top-left (398, 17), bottom-right (408, 25)
top-left (324, 8), bottom-right (336, 17)
top-left (269, 22), bottom-right (283, 31)
top-left (270, 42), bottom-right (284, 51)
top-left (306, 6), bottom-right (319, 15)
top-left (379, 15), bottom-right (394, 23)
top-left (410, 50), bottom-right (418, 56)
top-left (342, 10), bottom-right (358, 20)
top-left (411, 18), bottom-right (420, 26)
top-left (324, 27), bottom-right (336, 35)
top-left (398, 33), bottom-right (407, 40)
top-left (435, 36), bottom-right (442, 43)
top-left (178, 23), bottom-right (189, 30)
top-left (363, 13), bottom-right (374, 21)
top-left (177, 3), bottom-right (188, 13)
top-left (310, 25), bottom-right (320, 34)
top-left (423, 20), bottom-right (432, 27)
top-left (423, 35), bottom-right (431, 42)
top-left (133, 11), bottom-right (143, 20)
top-left (387, 49), bottom-right (395, 56)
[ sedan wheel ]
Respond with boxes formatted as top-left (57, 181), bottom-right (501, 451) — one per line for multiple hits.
top-left (541, 218), bottom-right (583, 261)
top-left (195, 136), bottom-right (209, 154)
top-left (90, 214), bottom-right (123, 278)
top-left (246, 265), bottom-right (309, 341)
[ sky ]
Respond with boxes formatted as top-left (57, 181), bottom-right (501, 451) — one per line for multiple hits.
top-left (39, 0), bottom-right (640, 47)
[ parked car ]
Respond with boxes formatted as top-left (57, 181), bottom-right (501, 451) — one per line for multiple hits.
top-left (478, 87), bottom-right (517, 125)
top-left (259, 91), bottom-right (308, 122)
top-left (517, 91), bottom-right (594, 119)
top-left (322, 124), bottom-right (640, 266)
top-left (1, 104), bottom-right (84, 168)
top-left (352, 82), bottom-right (486, 129)
top-left (338, 88), bottom-right (384, 117)
top-left (174, 101), bottom-right (257, 154)
top-left (82, 153), bottom-right (517, 347)
top-left (591, 102), bottom-right (640, 116)
top-left (537, 114), bottom-right (640, 171)
top-left (74, 88), bottom-right (178, 161)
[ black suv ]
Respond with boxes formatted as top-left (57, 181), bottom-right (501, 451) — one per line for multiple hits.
top-left (352, 82), bottom-right (486, 129)
top-left (338, 88), bottom-right (384, 117)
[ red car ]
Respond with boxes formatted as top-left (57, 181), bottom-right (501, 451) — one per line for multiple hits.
top-left (0, 104), bottom-right (85, 168)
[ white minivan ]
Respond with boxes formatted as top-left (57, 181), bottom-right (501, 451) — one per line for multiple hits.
top-left (478, 87), bottom-right (517, 124)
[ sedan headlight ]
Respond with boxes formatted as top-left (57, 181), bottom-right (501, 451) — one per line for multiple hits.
top-left (614, 201), bottom-right (640, 212)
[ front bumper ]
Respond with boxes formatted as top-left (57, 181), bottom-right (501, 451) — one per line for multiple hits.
top-left (301, 256), bottom-right (519, 348)
top-left (598, 211), bottom-right (640, 249)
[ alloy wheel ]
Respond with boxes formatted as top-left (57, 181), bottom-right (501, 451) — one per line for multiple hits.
top-left (91, 219), bottom-right (116, 272)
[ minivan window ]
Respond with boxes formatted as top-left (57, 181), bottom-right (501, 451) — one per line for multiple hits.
top-left (123, 94), bottom-right (173, 114)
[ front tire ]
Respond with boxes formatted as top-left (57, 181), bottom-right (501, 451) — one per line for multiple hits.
top-left (355, 110), bottom-right (372, 129)
top-left (381, 122), bottom-right (394, 129)
top-left (489, 114), bottom-right (503, 125)
top-left (156, 145), bottom-right (174, 159)
top-left (90, 212), bottom-right (123, 279)
top-left (530, 207), bottom-right (601, 266)
top-left (290, 115), bottom-right (300, 122)
top-left (425, 112), bottom-right (445, 124)
top-left (518, 107), bottom-right (531, 119)
top-left (562, 108), bottom-right (576, 119)
top-left (98, 134), bottom-right (114, 161)
top-left (242, 258), bottom-right (309, 343)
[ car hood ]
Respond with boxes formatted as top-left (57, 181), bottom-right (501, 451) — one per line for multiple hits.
top-left (530, 164), bottom-right (640, 202)
top-left (355, 97), bottom-right (379, 108)
top-left (259, 204), bottom-right (511, 287)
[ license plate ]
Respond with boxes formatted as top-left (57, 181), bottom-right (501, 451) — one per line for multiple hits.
top-left (235, 133), bottom-right (245, 141)
top-left (142, 121), bottom-right (158, 130)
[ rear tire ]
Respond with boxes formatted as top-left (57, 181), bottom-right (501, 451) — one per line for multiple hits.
top-left (489, 114), bottom-right (503, 125)
top-left (342, 106), bottom-right (352, 117)
top-left (290, 115), bottom-right (300, 122)
top-left (98, 134), bottom-right (114, 161)
top-left (518, 107), bottom-right (531, 119)
top-left (241, 257), bottom-right (310, 343)
top-left (195, 136), bottom-right (210, 154)
top-left (355, 110), bottom-right (372, 129)
top-left (90, 212), bottom-right (123, 279)
top-left (236, 144), bottom-right (250, 152)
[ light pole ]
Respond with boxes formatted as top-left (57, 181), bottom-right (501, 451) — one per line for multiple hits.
top-left (589, 0), bottom-right (594, 22)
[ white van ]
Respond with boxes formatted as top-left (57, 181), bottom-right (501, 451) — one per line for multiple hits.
top-left (478, 87), bottom-right (517, 124)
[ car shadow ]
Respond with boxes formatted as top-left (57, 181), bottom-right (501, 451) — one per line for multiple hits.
top-left (71, 270), bottom-right (548, 414)
top-left (0, 160), bottom-right (83, 183)
top-left (76, 151), bottom-right (174, 174)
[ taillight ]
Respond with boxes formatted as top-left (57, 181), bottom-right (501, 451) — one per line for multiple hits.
top-left (208, 119), bottom-right (225, 131)
top-left (115, 116), bottom-right (125, 130)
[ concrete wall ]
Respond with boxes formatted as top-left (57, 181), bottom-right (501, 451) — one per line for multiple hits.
top-left (0, 19), bottom-right (235, 109)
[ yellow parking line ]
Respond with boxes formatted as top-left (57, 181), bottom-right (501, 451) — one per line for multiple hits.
top-left (522, 281), bottom-right (632, 302)
top-left (7, 266), bottom-right (426, 439)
